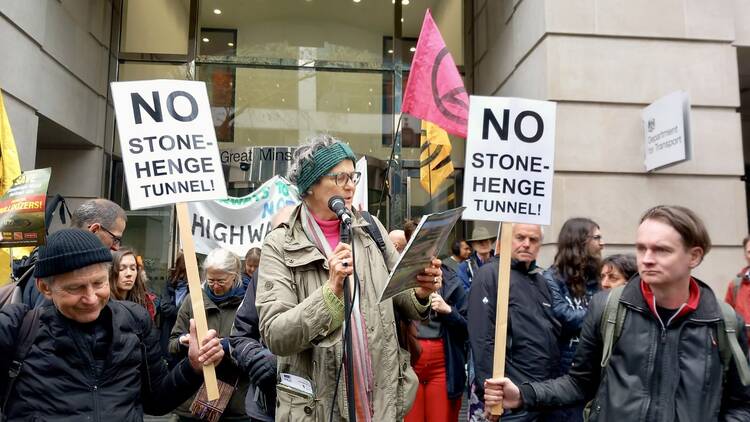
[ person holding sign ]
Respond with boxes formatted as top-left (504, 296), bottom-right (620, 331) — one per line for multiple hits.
top-left (0, 229), bottom-right (225, 421)
top-left (169, 248), bottom-right (249, 422)
top-left (483, 206), bottom-right (750, 422)
top-left (255, 135), bottom-right (442, 421)
top-left (467, 224), bottom-right (561, 422)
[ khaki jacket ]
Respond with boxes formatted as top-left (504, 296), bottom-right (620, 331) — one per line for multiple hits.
top-left (256, 206), bottom-right (425, 421)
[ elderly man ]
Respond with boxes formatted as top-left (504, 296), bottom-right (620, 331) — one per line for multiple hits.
top-left (20, 198), bottom-right (128, 307)
top-left (0, 228), bottom-right (224, 421)
top-left (467, 224), bottom-right (560, 422)
top-left (389, 229), bottom-right (407, 253)
top-left (485, 206), bottom-right (750, 421)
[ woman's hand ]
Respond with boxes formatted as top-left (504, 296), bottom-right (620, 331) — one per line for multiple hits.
top-left (414, 257), bottom-right (442, 300)
top-left (430, 292), bottom-right (451, 314)
top-left (327, 243), bottom-right (353, 297)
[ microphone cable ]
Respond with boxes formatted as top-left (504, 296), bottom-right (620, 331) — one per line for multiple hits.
top-left (330, 221), bottom-right (360, 422)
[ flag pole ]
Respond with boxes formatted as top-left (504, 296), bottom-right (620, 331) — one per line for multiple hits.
top-left (376, 113), bottom-right (404, 220)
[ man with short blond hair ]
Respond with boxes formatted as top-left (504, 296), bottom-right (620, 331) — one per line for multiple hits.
top-left (485, 205), bottom-right (750, 422)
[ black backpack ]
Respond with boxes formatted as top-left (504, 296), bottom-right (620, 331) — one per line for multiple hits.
top-left (0, 307), bottom-right (42, 419)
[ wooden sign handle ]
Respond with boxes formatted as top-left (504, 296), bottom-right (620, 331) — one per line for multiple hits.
top-left (175, 202), bottom-right (220, 401)
top-left (491, 222), bottom-right (513, 417)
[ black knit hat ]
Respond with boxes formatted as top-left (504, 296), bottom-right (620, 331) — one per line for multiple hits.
top-left (34, 228), bottom-right (113, 278)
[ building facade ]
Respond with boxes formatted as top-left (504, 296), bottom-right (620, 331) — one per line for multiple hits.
top-left (1, 0), bottom-right (749, 293)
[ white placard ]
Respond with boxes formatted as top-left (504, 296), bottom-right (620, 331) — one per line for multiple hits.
top-left (352, 156), bottom-right (368, 212)
top-left (110, 80), bottom-right (228, 209)
top-left (642, 91), bottom-right (691, 171)
top-left (187, 176), bottom-right (299, 256)
top-left (462, 96), bottom-right (556, 225)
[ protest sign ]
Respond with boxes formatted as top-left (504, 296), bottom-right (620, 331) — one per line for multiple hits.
top-left (379, 207), bottom-right (464, 302)
top-left (110, 80), bottom-right (227, 210)
top-left (188, 176), bottom-right (299, 256)
top-left (111, 79), bottom-right (227, 400)
top-left (462, 96), bottom-right (556, 226)
top-left (0, 168), bottom-right (51, 247)
top-left (642, 91), bottom-right (691, 171)
top-left (461, 96), bottom-right (557, 417)
top-left (352, 157), bottom-right (368, 212)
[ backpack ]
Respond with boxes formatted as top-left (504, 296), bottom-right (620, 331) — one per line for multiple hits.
top-left (599, 285), bottom-right (750, 386)
top-left (0, 307), bottom-right (42, 419)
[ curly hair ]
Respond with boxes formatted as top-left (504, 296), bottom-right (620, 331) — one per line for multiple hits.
top-left (553, 218), bottom-right (601, 299)
top-left (110, 247), bottom-right (151, 309)
top-left (601, 254), bottom-right (637, 282)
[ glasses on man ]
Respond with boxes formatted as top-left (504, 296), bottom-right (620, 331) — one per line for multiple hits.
top-left (324, 171), bottom-right (361, 186)
top-left (99, 226), bottom-right (122, 246)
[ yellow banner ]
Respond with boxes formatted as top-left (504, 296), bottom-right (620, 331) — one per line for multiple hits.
top-left (0, 89), bottom-right (25, 285)
top-left (419, 120), bottom-right (454, 195)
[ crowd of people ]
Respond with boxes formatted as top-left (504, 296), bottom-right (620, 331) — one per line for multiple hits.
top-left (1, 134), bottom-right (749, 421)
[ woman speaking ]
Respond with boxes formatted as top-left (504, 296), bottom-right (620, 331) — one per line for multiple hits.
top-left (255, 134), bottom-right (442, 421)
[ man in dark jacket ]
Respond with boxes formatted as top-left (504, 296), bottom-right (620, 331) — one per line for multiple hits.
top-left (485, 205), bottom-right (750, 422)
top-left (230, 269), bottom-right (276, 422)
top-left (0, 228), bottom-right (225, 421)
top-left (468, 223), bottom-right (561, 422)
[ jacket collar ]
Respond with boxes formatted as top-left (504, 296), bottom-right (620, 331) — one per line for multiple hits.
top-left (621, 275), bottom-right (721, 322)
top-left (281, 204), bottom-right (372, 268)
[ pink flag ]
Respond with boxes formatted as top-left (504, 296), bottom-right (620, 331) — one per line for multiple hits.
top-left (402, 10), bottom-right (468, 138)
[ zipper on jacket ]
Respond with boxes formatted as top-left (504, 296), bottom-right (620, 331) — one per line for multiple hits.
top-left (92, 384), bottom-right (99, 422)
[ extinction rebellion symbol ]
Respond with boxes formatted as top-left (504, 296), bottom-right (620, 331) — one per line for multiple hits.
top-left (431, 47), bottom-right (469, 127)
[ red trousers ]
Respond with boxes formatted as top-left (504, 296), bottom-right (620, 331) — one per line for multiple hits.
top-left (405, 338), bottom-right (461, 422)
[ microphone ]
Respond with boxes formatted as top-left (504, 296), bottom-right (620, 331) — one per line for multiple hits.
top-left (328, 195), bottom-right (352, 225)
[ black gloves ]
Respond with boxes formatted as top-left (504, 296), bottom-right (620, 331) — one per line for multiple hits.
top-left (247, 348), bottom-right (277, 390)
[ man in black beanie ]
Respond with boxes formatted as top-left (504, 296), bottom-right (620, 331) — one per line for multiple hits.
top-left (0, 228), bottom-right (225, 421)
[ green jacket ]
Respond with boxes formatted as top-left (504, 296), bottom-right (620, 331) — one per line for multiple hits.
top-left (169, 289), bottom-right (249, 421)
top-left (256, 205), bottom-right (427, 421)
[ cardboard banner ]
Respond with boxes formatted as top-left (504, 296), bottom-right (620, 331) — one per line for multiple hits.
top-left (462, 96), bottom-right (556, 226)
top-left (111, 79), bottom-right (228, 401)
top-left (110, 80), bottom-right (228, 209)
top-left (461, 96), bottom-right (557, 418)
top-left (0, 168), bottom-right (51, 247)
top-left (188, 176), bottom-right (299, 256)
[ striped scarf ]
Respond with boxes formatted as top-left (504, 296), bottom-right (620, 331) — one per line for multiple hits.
top-left (300, 205), bottom-right (374, 421)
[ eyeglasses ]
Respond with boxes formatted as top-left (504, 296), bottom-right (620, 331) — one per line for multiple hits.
top-left (99, 226), bottom-right (122, 246)
top-left (324, 171), bottom-right (361, 186)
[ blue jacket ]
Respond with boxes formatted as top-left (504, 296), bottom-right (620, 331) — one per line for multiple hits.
top-left (542, 267), bottom-right (600, 374)
top-left (435, 265), bottom-right (469, 399)
top-left (457, 250), bottom-right (494, 292)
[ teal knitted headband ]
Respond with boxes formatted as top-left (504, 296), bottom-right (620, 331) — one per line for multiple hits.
top-left (297, 142), bottom-right (357, 194)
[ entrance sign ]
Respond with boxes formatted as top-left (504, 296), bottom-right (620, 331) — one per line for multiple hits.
top-left (188, 176), bottom-right (299, 256)
top-left (642, 91), bottom-right (691, 171)
top-left (461, 96), bottom-right (557, 418)
top-left (110, 80), bottom-right (227, 210)
top-left (111, 79), bottom-right (226, 401)
top-left (462, 96), bottom-right (556, 226)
